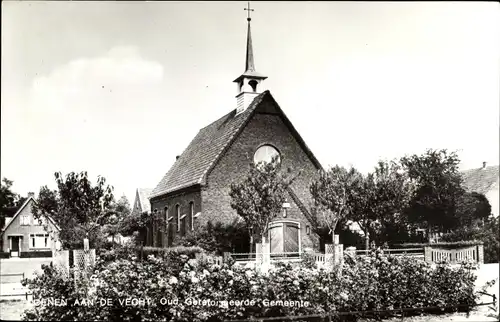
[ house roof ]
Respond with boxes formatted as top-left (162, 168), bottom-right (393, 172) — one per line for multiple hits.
top-left (1, 196), bottom-right (61, 234)
top-left (151, 90), bottom-right (323, 199)
top-left (137, 188), bottom-right (153, 213)
top-left (461, 165), bottom-right (499, 195)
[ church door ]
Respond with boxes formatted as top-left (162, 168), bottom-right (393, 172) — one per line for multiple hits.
top-left (284, 223), bottom-right (299, 253)
top-left (268, 221), bottom-right (300, 256)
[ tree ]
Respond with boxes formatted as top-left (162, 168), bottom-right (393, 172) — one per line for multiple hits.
top-left (455, 192), bottom-right (492, 227)
top-left (0, 178), bottom-right (27, 228)
top-left (229, 157), bottom-right (297, 253)
top-left (367, 161), bottom-right (415, 246)
top-left (103, 195), bottom-right (131, 244)
top-left (32, 171), bottom-right (115, 249)
top-left (400, 149), bottom-right (465, 240)
top-left (310, 165), bottom-right (363, 260)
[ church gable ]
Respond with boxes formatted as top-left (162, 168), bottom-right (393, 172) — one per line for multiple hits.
top-left (201, 94), bottom-right (322, 228)
top-left (150, 92), bottom-right (268, 200)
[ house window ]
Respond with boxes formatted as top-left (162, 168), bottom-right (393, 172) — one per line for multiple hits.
top-left (189, 202), bottom-right (195, 231)
top-left (30, 234), bottom-right (50, 249)
top-left (21, 216), bottom-right (30, 226)
top-left (176, 205), bottom-right (181, 232)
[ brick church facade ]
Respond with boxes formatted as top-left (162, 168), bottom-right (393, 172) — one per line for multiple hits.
top-left (147, 11), bottom-right (323, 253)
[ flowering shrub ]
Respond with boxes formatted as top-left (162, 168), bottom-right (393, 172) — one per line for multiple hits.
top-left (23, 251), bottom-right (480, 321)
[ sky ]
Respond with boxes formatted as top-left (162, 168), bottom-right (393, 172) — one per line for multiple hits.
top-left (2, 1), bottom-right (499, 205)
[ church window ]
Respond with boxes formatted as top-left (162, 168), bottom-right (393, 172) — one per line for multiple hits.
top-left (189, 202), bottom-right (195, 231)
top-left (176, 205), bottom-right (181, 232)
top-left (254, 145), bottom-right (281, 170)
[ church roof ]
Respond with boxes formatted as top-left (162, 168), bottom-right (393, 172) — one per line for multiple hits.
top-left (461, 165), bottom-right (499, 195)
top-left (150, 90), bottom-right (322, 199)
top-left (137, 188), bottom-right (153, 213)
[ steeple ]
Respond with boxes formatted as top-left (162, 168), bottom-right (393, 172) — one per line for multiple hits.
top-left (234, 2), bottom-right (267, 114)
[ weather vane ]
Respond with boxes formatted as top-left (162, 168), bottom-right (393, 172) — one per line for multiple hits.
top-left (244, 1), bottom-right (254, 21)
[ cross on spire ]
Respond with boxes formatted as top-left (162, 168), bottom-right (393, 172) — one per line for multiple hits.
top-left (244, 2), bottom-right (254, 21)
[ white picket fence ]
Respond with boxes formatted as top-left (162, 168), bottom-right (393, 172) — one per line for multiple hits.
top-left (426, 245), bottom-right (482, 264)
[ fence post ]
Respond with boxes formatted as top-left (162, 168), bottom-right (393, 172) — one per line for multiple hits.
top-left (325, 244), bottom-right (334, 272)
top-left (223, 252), bottom-right (230, 263)
top-left (477, 244), bottom-right (484, 264)
top-left (424, 246), bottom-right (432, 263)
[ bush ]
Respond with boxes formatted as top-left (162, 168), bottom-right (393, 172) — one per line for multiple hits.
top-left (20, 251), bottom-right (52, 258)
top-left (22, 250), bottom-right (481, 321)
top-left (0, 252), bottom-right (10, 258)
top-left (173, 219), bottom-right (250, 255)
top-left (441, 217), bottom-right (499, 263)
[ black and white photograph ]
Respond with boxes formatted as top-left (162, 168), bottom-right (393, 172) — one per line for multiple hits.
top-left (1, 1), bottom-right (499, 321)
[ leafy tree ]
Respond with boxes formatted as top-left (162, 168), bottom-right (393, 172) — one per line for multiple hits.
top-left (400, 149), bottom-right (465, 240)
top-left (119, 210), bottom-right (152, 246)
top-left (103, 195), bottom-right (131, 244)
top-left (310, 165), bottom-right (363, 260)
top-left (0, 178), bottom-right (27, 228)
top-left (229, 156), bottom-right (297, 253)
top-left (455, 192), bottom-right (492, 227)
top-left (346, 172), bottom-right (376, 250)
top-left (32, 171), bottom-right (115, 249)
top-left (367, 161), bottom-right (416, 246)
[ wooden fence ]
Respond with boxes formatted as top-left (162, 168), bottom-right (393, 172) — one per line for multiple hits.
top-left (424, 245), bottom-right (483, 264)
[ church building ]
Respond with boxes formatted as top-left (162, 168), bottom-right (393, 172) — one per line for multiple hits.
top-left (148, 7), bottom-right (323, 254)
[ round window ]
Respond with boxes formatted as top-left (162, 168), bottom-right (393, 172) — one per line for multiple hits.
top-left (253, 145), bottom-right (281, 169)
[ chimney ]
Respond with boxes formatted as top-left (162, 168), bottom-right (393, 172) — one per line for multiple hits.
top-left (28, 192), bottom-right (35, 198)
top-left (482, 161), bottom-right (487, 169)
top-left (176, 155), bottom-right (180, 160)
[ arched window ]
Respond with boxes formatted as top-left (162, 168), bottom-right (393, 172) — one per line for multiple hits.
top-left (248, 79), bottom-right (258, 92)
top-left (189, 202), bottom-right (195, 231)
top-left (176, 205), bottom-right (181, 232)
top-left (153, 209), bottom-right (158, 247)
top-left (254, 144), bottom-right (281, 171)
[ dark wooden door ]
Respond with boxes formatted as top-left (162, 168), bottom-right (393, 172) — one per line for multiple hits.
top-left (284, 223), bottom-right (299, 254)
top-left (11, 236), bottom-right (20, 251)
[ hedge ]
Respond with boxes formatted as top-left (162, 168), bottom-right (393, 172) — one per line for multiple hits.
top-left (20, 250), bottom-right (53, 258)
top-left (22, 250), bottom-right (481, 321)
top-left (0, 252), bottom-right (10, 258)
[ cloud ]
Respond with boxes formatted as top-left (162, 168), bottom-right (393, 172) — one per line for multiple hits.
top-left (28, 46), bottom-right (164, 116)
top-left (2, 46), bottom-right (167, 201)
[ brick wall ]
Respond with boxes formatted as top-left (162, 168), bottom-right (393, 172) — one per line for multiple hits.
top-left (150, 187), bottom-right (201, 247)
top-left (202, 99), bottom-right (320, 250)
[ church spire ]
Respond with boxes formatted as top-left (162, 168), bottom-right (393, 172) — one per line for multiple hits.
top-left (244, 3), bottom-right (255, 73)
top-left (234, 2), bottom-right (267, 114)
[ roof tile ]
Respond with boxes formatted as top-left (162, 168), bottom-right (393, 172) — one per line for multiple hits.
top-left (461, 165), bottom-right (499, 195)
top-left (150, 91), bottom-right (268, 198)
